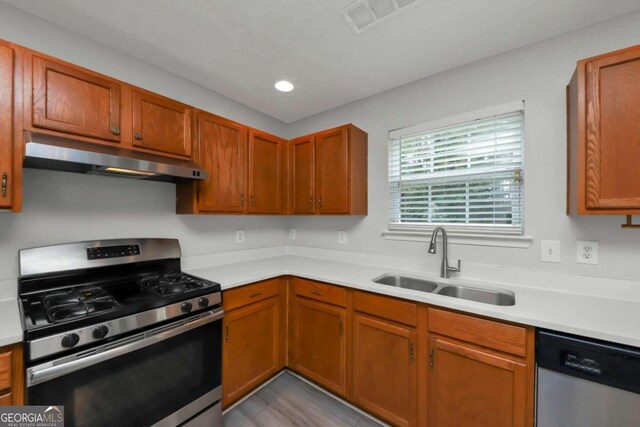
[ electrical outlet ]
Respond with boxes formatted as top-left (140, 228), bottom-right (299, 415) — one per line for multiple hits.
top-left (540, 240), bottom-right (560, 263)
top-left (289, 228), bottom-right (296, 240)
top-left (577, 240), bottom-right (598, 265)
top-left (235, 230), bottom-right (245, 244)
top-left (338, 230), bottom-right (347, 244)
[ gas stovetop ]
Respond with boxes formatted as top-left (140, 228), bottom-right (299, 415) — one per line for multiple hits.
top-left (21, 270), bottom-right (220, 339)
top-left (18, 239), bottom-right (222, 361)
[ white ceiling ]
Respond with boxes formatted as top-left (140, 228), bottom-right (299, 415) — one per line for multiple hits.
top-left (4, 0), bottom-right (640, 123)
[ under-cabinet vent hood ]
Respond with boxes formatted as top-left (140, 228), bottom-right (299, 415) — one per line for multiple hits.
top-left (22, 131), bottom-right (208, 183)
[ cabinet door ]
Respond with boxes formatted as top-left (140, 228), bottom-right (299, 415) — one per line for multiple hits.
top-left (32, 55), bottom-right (121, 142)
top-left (248, 130), bottom-right (285, 214)
top-left (197, 113), bottom-right (247, 213)
top-left (428, 336), bottom-right (528, 427)
top-left (289, 297), bottom-right (347, 397)
top-left (351, 314), bottom-right (417, 427)
top-left (222, 297), bottom-right (281, 407)
top-left (132, 90), bottom-right (192, 157)
top-left (584, 51), bottom-right (640, 209)
top-left (316, 127), bottom-right (349, 214)
top-left (289, 135), bottom-right (315, 214)
top-left (0, 46), bottom-right (13, 209)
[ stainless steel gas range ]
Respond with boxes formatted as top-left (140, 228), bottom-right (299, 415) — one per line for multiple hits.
top-left (18, 238), bottom-right (223, 427)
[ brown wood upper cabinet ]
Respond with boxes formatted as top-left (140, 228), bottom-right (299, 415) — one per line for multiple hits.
top-left (195, 112), bottom-right (247, 213)
top-left (248, 129), bottom-right (287, 214)
top-left (0, 44), bottom-right (15, 210)
top-left (568, 44), bottom-right (640, 215)
top-left (289, 135), bottom-right (315, 214)
top-left (288, 124), bottom-right (367, 215)
top-left (31, 54), bottom-right (122, 142)
top-left (132, 89), bottom-right (193, 158)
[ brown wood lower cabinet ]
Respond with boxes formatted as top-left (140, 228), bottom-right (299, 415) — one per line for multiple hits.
top-left (288, 295), bottom-right (347, 397)
top-left (427, 308), bottom-right (535, 427)
top-left (0, 343), bottom-right (24, 405)
top-left (351, 313), bottom-right (417, 427)
top-left (222, 278), bottom-right (534, 426)
top-left (221, 279), bottom-right (285, 408)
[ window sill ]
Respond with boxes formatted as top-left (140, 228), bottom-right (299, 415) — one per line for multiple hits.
top-left (381, 229), bottom-right (533, 248)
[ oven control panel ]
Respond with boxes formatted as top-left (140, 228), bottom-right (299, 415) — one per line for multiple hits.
top-left (87, 245), bottom-right (141, 260)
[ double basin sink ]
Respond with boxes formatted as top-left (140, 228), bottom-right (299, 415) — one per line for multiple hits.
top-left (372, 274), bottom-right (515, 306)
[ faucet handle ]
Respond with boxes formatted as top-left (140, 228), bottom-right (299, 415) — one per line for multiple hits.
top-left (447, 260), bottom-right (462, 273)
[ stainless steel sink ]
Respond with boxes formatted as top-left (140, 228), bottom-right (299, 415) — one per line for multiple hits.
top-left (371, 274), bottom-right (516, 306)
top-left (372, 274), bottom-right (439, 292)
top-left (436, 285), bottom-right (515, 306)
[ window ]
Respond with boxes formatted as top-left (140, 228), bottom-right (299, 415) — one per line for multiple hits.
top-left (388, 104), bottom-right (524, 236)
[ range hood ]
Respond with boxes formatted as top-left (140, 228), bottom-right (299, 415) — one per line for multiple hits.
top-left (22, 131), bottom-right (208, 183)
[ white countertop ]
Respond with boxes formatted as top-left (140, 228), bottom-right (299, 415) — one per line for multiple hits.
top-left (0, 298), bottom-right (23, 347)
top-left (1, 250), bottom-right (638, 349)
top-left (187, 254), bottom-right (640, 348)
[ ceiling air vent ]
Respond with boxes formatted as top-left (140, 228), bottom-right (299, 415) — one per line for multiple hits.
top-left (340, 0), bottom-right (426, 34)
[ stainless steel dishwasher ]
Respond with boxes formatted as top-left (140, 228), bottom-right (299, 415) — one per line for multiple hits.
top-left (536, 330), bottom-right (640, 427)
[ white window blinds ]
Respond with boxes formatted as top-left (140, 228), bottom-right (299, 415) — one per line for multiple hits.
top-left (389, 108), bottom-right (524, 235)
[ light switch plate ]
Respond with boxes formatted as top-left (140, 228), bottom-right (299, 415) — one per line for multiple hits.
top-left (289, 228), bottom-right (296, 240)
top-left (338, 230), bottom-right (347, 244)
top-left (541, 240), bottom-right (560, 263)
top-left (577, 240), bottom-right (598, 265)
top-left (235, 230), bottom-right (245, 244)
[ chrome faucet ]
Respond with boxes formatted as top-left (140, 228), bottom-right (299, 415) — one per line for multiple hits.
top-left (428, 226), bottom-right (461, 279)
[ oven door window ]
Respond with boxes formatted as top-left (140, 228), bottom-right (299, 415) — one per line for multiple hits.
top-left (28, 320), bottom-right (221, 427)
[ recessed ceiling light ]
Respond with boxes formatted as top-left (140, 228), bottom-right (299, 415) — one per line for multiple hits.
top-left (274, 80), bottom-right (294, 92)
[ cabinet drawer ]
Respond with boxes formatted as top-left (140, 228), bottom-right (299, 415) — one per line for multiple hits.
top-left (223, 279), bottom-right (281, 311)
top-left (292, 278), bottom-right (347, 308)
top-left (353, 291), bottom-right (417, 327)
top-left (428, 308), bottom-right (527, 357)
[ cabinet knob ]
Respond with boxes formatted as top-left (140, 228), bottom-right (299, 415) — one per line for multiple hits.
top-left (250, 195), bottom-right (255, 207)
top-left (240, 194), bottom-right (245, 207)
top-left (318, 197), bottom-right (323, 208)
top-left (111, 128), bottom-right (121, 135)
top-left (309, 196), bottom-right (314, 208)
top-left (1, 172), bottom-right (6, 197)
top-left (134, 132), bottom-right (142, 140)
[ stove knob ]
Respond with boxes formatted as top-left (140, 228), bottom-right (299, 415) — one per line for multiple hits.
top-left (61, 333), bottom-right (80, 348)
top-left (181, 302), bottom-right (193, 313)
top-left (198, 297), bottom-right (209, 308)
top-left (93, 325), bottom-right (109, 339)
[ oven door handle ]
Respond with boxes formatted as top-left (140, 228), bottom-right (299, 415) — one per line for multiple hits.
top-left (27, 308), bottom-right (224, 387)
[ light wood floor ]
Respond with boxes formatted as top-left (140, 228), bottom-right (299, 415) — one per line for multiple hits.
top-left (222, 372), bottom-right (384, 427)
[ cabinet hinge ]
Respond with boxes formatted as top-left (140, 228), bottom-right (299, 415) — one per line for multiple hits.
top-left (225, 324), bottom-right (230, 341)
top-left (429, 349), bottom-right (434, 368)
top-left (339, 319), bottom-right (344, 336)
top-left (409, 342), bottom-right (414, 361)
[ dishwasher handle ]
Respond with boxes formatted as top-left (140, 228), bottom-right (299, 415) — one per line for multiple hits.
top-left (537, 329), bottom-right (640, 395)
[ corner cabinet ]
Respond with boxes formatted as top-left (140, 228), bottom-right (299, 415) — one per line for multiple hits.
top-left (288, 278), bottom-right (348, 397)
top-left (0, 43), bottom-right (15, 211)
top-left (288, 124), bottom-right (368, 215)
top-left (568, 44), bottom-right (640, 217)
